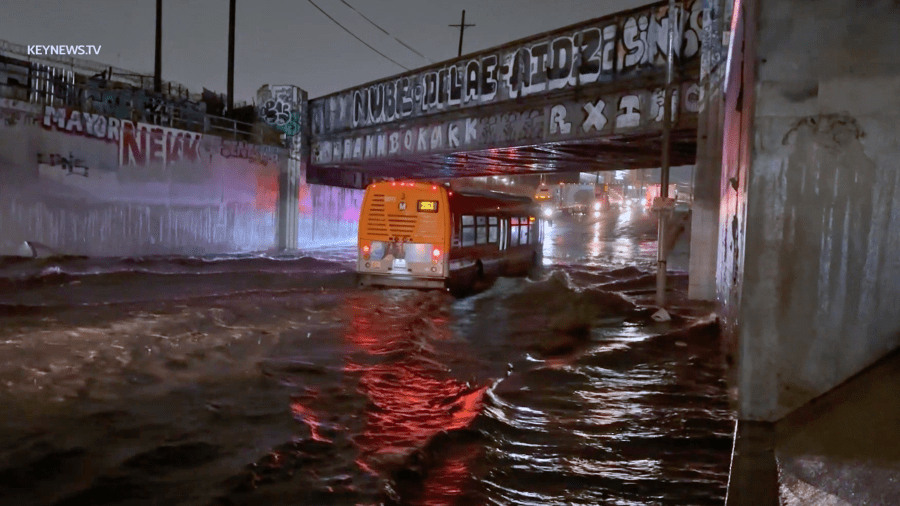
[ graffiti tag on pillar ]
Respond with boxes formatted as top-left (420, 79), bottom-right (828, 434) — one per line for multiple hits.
top-left (279, 112), bottom-right (302, 136)
top-left (257, 85), bottom-right (306, 147)
top-left (260, 99), bottom-right (292, 126)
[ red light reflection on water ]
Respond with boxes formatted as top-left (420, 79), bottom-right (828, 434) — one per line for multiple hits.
top-left (290, 394), bottom-right (333, 443)
top-left (343, 295), bottom-right (487, 489)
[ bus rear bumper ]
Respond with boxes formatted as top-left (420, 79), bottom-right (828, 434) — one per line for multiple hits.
top-left (358, 273), bottom-right (447, 289)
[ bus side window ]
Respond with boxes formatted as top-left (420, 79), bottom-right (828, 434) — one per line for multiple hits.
top-left (510, 217), bottom-right (520, 246)
top-left (520, 217), bottom-right (529, 245)
top-left (488, 216), bottom-right (498, 243)
top-left (476, 216), bottom-right (487, 244)
top-left (462, 215), bottom-right (475, 247)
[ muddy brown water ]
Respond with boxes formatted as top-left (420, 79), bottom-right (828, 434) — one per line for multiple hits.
top-left (0, 207), bottom-right (733, 505)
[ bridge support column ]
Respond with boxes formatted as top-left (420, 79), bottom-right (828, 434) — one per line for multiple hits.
top-left (721, 0), bottom-right (900, 502)
top-left (258, 85), bottom-right (308, 251)
top-left (276, 157), bottom-right (301, 250)
top-left (689, 0), bottom-right (729, 301)
top-left (688, 80), bottom-right (724, 300)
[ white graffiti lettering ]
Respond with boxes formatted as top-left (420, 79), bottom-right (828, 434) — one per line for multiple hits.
top-left (417, 127), bottom-right (429, 151)
top-left (465, 118), bottom-right (478, 143)
top-left (389, 132), bottom-right (401, 154)
top-left (583, 100), bottom-right (607, 132)
top-left (549, 105), bottom-right (571, 134)
top-left (616, 95), bottom-right (642, 129)
top-left (448, 124), bottom-right (460, 148)
top-left (377, 134), bottom-right (387, 156)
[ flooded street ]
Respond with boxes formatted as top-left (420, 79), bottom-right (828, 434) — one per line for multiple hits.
top-left (0, 204), bottom-right (734, 506)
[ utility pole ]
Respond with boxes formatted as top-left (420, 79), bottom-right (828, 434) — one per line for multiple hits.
top-left (449, 10), bottom-right (475, 57)
top-left (227, 0), bottom-right (235, 113)
top-left (656, 0), bottom-right (677, 308)
top-left (154, 0), bottom-right (162, 93)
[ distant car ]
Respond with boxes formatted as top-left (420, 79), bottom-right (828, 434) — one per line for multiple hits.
top-left (534, 186), bottom-right (552, 202)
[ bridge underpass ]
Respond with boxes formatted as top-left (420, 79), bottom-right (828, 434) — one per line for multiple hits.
top-left (2, 0), bottom-right (896, 502)
top-left (303, 0), bottom-right (704, 188)
top-left (293, 0), bottom-right (900, 502)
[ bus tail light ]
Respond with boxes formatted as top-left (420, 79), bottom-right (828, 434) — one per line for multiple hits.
top-left (361, 242), bottom-right (371, 260)
top-left (432, 246), bottom-right (441, 264)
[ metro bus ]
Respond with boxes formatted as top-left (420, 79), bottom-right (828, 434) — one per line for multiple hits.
top-left (357, 180), bottom-right (544, 291)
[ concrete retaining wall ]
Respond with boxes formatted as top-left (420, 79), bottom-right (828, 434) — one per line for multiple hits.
top-left (0, 99), bottom-right (363, 257)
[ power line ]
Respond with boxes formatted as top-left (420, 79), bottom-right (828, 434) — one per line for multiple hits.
top-left (339, 0), bottom-right (432, 63)
top-left (307, 0), bottom-right (410, 71)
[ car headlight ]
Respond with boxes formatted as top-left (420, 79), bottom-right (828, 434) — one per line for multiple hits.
top-left (593, 202), bottom-right (600, 211)
top-left (543, 208), bottom-right (553, 217)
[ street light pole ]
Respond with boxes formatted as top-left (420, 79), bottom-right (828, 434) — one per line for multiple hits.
top-left (227, 0), bottom-right (235, 113)
top-left (656, 0), bottom-right (677, 308)
top-left (154, 0), bottom-right (162, 93)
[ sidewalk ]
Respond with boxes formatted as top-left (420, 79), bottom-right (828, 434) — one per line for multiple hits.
top-left (727, 347), bottom-right (900, 505)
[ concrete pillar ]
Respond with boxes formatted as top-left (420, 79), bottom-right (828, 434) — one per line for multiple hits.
top-left (689, 0), bottom-right (730, 301)
top-left (276, 157), bottom-right (300, 250)
top-left (720, 0), bottom-right (900, 422)
top-left (257, 85), bottom-right (308, 251)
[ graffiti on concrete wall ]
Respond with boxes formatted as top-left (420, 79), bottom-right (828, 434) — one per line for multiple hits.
top-left (312, 81), bottom-right (698, 164)
top-left (310, 0), bottom-right (702, 135)
top-left (0, 98), bottom-right (41, 127)
top-left (82, 86), bottom-right (206, 128)
top-left (42, 106), bottom-right (204, 168)
top-left (220, 140), bottom-right (280, 165)
top-left (36, 152), bottom-right (90, 177)
top-left (119, 122), bottom-right (204, 168)
top-left (699, 0), bottom-right (728, 82)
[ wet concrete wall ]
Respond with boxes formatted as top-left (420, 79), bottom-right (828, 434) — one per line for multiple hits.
top-left (0, 99), bottom-right (363, 256)
top-left (721, 0), bottom-right (900, 422)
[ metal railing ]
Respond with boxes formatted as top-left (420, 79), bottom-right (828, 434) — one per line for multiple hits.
top-left (0, 64), bottom-right (270, 144)
top-left (0, 38), bottom-right (190, 92)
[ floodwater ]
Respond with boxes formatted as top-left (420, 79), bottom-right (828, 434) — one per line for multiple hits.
top-left (0, 203), bottom-right (733, 506)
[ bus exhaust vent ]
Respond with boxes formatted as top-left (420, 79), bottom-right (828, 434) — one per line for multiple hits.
top-left (365, 194), bottom-right (418, 240)
top-left (386, 214), bottom-right (416, 240)
top-left (365, 194), bottom-right (388, 235)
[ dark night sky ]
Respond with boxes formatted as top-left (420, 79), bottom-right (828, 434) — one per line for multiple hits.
top-left (1, 0), bottom-right (650, 102)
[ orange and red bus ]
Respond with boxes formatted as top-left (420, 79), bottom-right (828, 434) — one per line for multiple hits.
top-left (357, 180), bottom-right (544, 290)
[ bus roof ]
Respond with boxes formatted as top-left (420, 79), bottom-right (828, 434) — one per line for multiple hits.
top-left (451, 189), bottom-right (534, 203)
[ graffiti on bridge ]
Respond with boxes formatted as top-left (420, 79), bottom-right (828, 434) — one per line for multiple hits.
top-left (311, 0), bottom-right (703, 134)
top-left (312, 81), bottom-right (699, 164)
